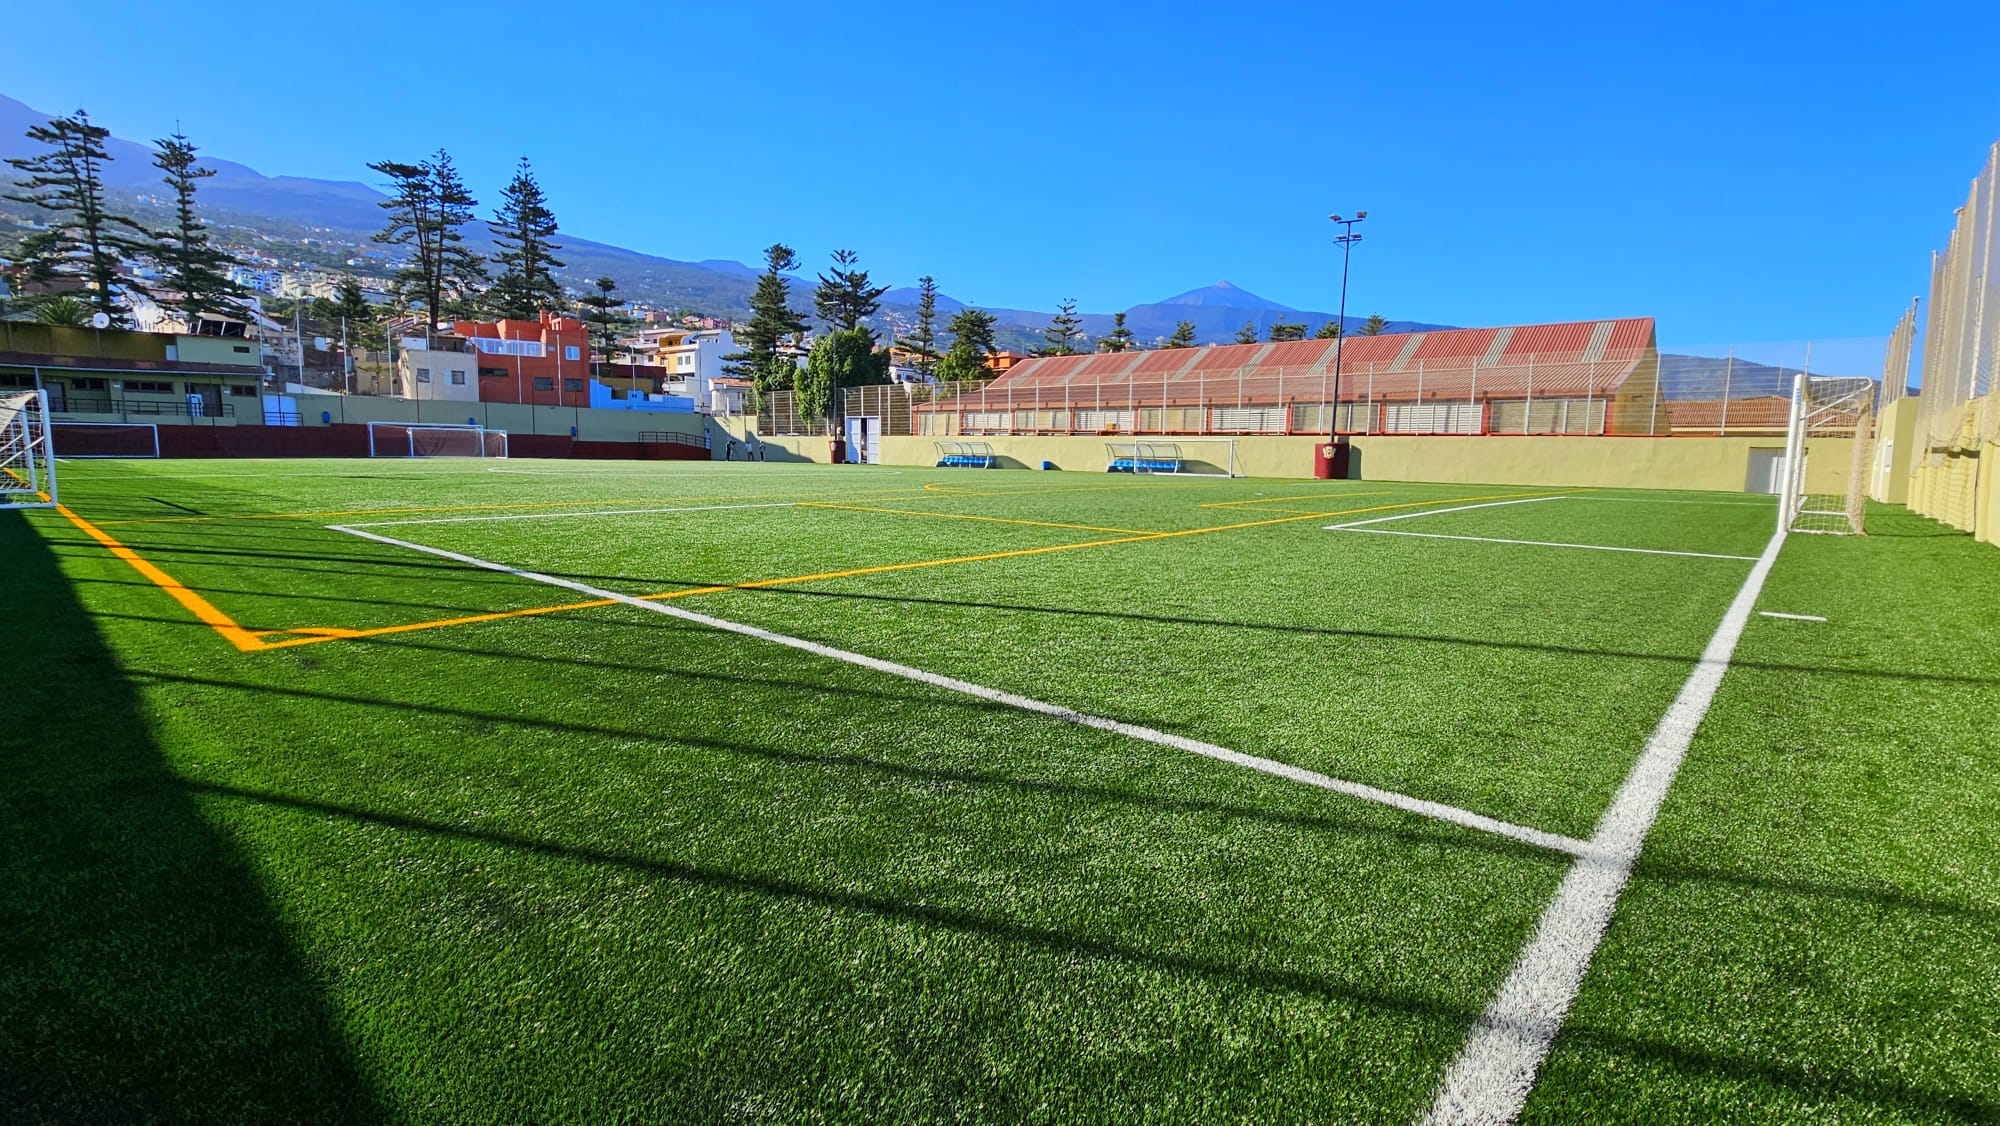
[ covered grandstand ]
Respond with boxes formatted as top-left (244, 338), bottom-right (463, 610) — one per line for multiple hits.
top-left (913, 317), bottom-right (1665, 437)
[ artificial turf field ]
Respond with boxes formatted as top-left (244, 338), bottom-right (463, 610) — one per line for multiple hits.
top-left (4, 458), bottom-right (1996, 1124)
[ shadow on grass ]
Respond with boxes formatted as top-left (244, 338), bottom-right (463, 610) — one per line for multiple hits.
top-left (0, 511), bottom-right (382, 1123)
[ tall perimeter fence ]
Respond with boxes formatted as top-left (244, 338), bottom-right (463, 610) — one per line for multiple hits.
top-left (1909, 141), bottom-right (2000, 539)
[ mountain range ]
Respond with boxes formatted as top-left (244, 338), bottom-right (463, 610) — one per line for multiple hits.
top-left (0, 93), bottom-right (1436, 344)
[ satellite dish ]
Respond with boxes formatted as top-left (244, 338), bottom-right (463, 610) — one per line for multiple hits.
top-left (90, 312), bottom-right (111, 329)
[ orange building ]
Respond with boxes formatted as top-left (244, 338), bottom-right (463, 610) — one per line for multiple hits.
top-left (449, 312), bottom-right (596, 406)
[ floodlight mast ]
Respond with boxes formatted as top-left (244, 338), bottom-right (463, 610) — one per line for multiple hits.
top-left (1327, 212), bottom-right (1366, 443)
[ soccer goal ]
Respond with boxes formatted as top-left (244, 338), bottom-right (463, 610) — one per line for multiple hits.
top-left (1, 390), bottom-right (58, 508)
top-left (1104, 438), bottom-right (1238, 477)
top-left (1779, 373), bottom-right (1874, 535)
top-left (368, 421), bottom-right (509, 459)
top-left (50, 421), bottom-right (161, 458)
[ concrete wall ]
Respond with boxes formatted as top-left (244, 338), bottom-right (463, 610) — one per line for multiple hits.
top-left (768, 432), bottom-right (1855, 494)
top-left (284, 395), bottom-right (709, 442)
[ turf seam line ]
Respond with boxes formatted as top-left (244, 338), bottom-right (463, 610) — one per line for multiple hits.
top-left (1324, 496), bottom-right (1570, 529)
top-left (1332, 529), bottom-right (1759, 561)
top-left (339, 501), bottom-right (799, 528)
top-left (329, 522), bottom-right (1596, 856)
top-left (1757, 610), bottom-right (1826, 621)
top-left (1417, 525), bottom-right (1788, 1126)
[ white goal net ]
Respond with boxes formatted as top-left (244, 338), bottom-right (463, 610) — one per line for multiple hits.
top-left (368, 422), bottom-right (509, 459)
top-left (1103, 438), bottom-right (1239, 477)
top-left (1, 390), bottom-right (58, 508)
top-left (1779, 373), bottom-right (1875, 535)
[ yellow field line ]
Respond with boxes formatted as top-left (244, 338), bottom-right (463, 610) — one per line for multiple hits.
top-left (253, 490), bottom-right (1579, 650)
top-left (800, 501), bottom-right (1162, 536)
top-left (53, 503), bottom-right (269, 652)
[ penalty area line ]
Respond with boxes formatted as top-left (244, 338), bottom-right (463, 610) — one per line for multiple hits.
top-left (1325, 496), bottom-right (1572, 529)
top-left (1418, 525), bottom-right (1787, 1126)
top-left (1333, 528), bottom-right (1758, 562)
top-left (340, 501), bottom-right (798, 528)
top-left (328, 522), bottom-right (1595, 858)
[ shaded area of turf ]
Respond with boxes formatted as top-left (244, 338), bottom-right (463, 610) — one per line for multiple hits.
top-left (0, 510), bottom-right (383, 1123)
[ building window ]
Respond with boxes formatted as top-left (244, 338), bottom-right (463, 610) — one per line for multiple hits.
top-left (228, 385), bottom-right (259, 397)
top-left (564, 345), bottom-right (580, 361)
top-left (564, 378), bottom-right (584, 392)
top-left (0, 374), bottom-right (33, 388)
top-left (126, 380), bottom-right (174, 394)
top-left (72, 377), bottom-right (109, 391)
top-left (533, 377), bottom-right (555, 391)
top-left (450, 370), bottom-right (467, 385)
top-left (232, 344), bottom-right (252, 354)
top-left (479, 366), bottom-right (507, 378)
top-left (416, 368), bottom-right (431, 383)
top-left (676, 355), bottom-right (693, 370)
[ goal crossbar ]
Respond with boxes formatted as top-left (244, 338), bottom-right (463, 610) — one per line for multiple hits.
top-left (367, 421), bottom-right (509, 459)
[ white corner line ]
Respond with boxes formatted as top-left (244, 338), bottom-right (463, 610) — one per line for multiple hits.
top-left (340, 501), bottom-right (797, 528)
top-left (1418, 526), bottom-right (1788, 1126)
top-left (327, 522), bottom-right (1593, 859)
top-left (1757, 611), bottom-right (1826, 622)
top-left (1334, 528), bottom-right (1758, 562)
top-left (1325, 496), bottom-right (1569, 530)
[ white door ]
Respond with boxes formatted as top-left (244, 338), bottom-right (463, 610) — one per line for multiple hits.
top-left (1745, 447), bottom-right (1785, 494)
top-left (845, 416), bottom-right (879, 464)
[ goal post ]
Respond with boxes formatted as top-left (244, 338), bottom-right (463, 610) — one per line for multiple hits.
top-left (367, 421), bottom-right (509, 459)
top-left (1103, 438), bottom-right (1239, 477)
top-left (49, 421), bottom-right (160, 458)
top-left (1, 390), bottom-right (58, 508)
top-left (1779, 373), bottom-right (1874, 535)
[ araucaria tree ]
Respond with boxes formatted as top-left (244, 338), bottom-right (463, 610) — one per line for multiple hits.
top-left (1099, 311), bottom-right (1137, 352)
top-left (895, 275), bottom-right (941, 378)
top-left (329, 273), bottom-right (376, 330)
top-left (1042, 299), bottom-right (1084, 355)
top-left (813, 249), bottom-right (889, 338)
top-left (486, 157), bottom-right (565, 320)
top-left (575, 276), bottom-right (630, 366)
top-left (1360, 313), bottom-right (1389, 336)
top-left (934, 307), bottom-right (999, 383)
top-left (724, 244), bottom-right (809, 401)
top-left (151, 131), bottom-right (248, 323)
top-left (1164, 319), bottom-right (1198, 349)
top-left (1315, 319), bottom-right (1342, 339)
top-left (4, 110), bottom-right (154, 324)
top-left (1267, 317), bottom-right (1305, 342)
top-left (1234, 319), bottom-right (1260, 345)
top-left (369, 149), bottom-right (485, 338)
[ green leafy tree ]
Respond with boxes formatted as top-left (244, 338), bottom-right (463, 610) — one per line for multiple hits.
top-left (1314, 319), bottom-right (1343, 339)
top-left (1233, 319), bottom-right (1260, 345)
top-left (1267, 317), bottom-right (1306, 342)
top-left (486, 157), bottom-right (565, 320)
top-left (150, 131), bottom-right (249, 324)
top-left (1164, 319), bottom-right (1198, 349)
top-left (813, 249), bottom-right (889, 338)
top-left (1360, 313), bottom-right (1389, 336)
top-left (895, 275), bottom-right (941, 378)
top-left (4, 110), bottom-right (153, 324)
top-left (369, 149), bottom-right (485, 338)
top-left (575, 276), bottom-right (631, 366)
top-left (1041, 298), bottom-right (1083, 355)
top-left (932, 338), bottom-right (990, 383)
top-left (943, 307), bottom-right (998, 359)
top-left (723, 243), bottom-right (810, 401)
top-left (798, 326), bottom-right (890, 423)
top-left (1099, 311), bottom-right (1137, 352)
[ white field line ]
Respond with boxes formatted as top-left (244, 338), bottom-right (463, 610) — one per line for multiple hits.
top-left (1418, 527), bottom-right (1787, 1126)
top-left (340, 501), bottom-right (798, 528)
top-left (1758, 610), bottom-right (1826, 622)
top-left (1325, 496), bottom-right (1569, 530)
top-left (1334, 528), bottom-right (1758, 562)
top-left (329, 522), bottom-right (1595, 858)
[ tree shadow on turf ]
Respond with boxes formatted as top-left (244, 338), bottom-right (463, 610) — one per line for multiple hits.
top-left (0, 512), bottom-right (384, 1123)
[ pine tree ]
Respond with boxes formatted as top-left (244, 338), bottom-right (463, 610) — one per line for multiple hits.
top-left (1041, 298), bottom-right (1083, 356)
top-left (1314, 319), bottom-right (1343, 339)
top-left (4, 110), bottom-right (153, 324)
top-left (150, 131), bottom-right (249, 325)
top-left (1267, 317), bottom-right (1305, 342)
top-left (1234, 319), bottom-right (1260, 345)
top-left (895, 275), bottom-right (940, 377)
top-left (1164, 319), bottom-right (1198, 349)
top-left (1360, 313), bottom-right (1389, 336)
top-left (813, 249), bottom-right (889, 338)
top-left (328, 273), bottom-right (375, 330)
top-left (943, 307), bottom-right (998, 358)
top-left (486, 157), bottom-right (565, 321)
top-left (575, 276), bottom-right (630, 366)
top-left (1100, 311), bottom-right (1137, 352)
top-left (369, 149), bottom-right (484, 338)
top-left (723, 243), bottom-right (810, 401)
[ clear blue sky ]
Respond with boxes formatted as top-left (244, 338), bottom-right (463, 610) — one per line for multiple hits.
top-left (5, 0), bottom-right (1997, 350)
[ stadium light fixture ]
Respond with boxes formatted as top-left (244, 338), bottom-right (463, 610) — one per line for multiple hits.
top-left (1328, 212), bottom-right (1367, 444)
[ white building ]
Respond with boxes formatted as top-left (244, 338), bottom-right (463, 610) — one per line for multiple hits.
top-left (628, 328), bottom-right (737, 412)
top-left (396, 336), bottom-right (480, 403)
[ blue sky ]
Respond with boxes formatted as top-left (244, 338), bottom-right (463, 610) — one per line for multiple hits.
top-left (4, 0), bottom-right (1997, 351)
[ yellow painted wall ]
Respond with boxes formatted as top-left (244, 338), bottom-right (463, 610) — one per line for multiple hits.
top-left (1870, 397), bottom-right (1922, 505)
top-left (753, 431), bottom-right (1858, 494)
top-left (277, 395), bottom-right (709, 442)
top-left (1905, 390), bottom-right (1993, 538)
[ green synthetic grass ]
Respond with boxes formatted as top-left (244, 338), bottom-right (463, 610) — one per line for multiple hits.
top-left (3, 459), bottom-right (1994, 1123)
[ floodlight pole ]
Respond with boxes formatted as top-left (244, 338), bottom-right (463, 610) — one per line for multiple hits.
top-left (1327, 212), bottom-right (1366, 441)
